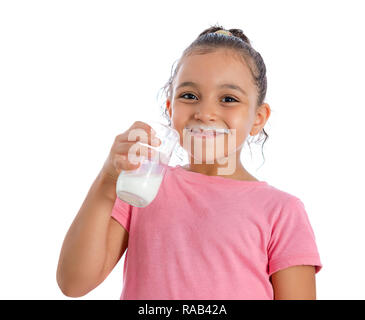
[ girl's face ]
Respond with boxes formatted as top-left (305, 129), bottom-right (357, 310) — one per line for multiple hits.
top-left (166, 49), bottom-right (269, 164)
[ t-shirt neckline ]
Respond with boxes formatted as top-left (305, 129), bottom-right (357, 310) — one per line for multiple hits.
top-left (171, 165), bottom-right (268, 186)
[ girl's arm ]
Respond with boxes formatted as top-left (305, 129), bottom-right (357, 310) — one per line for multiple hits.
top-left (56, 171), bottom-right (128, 297)
top-left (270, 265), bottom-right (317, 300)
top-left (56, 121), bottom-right (159, 297)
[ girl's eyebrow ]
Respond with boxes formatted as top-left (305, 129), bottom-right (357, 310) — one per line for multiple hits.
top-left (176, 81), bottom-right (247, 96)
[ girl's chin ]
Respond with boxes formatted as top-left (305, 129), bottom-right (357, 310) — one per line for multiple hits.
top-left (188, 150), bottom-right (228, 164)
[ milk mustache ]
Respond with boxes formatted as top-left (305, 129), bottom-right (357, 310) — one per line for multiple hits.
top-left (116, 122), bottom-right (182, 208)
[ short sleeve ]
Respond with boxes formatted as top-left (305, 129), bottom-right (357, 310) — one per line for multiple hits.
top-left (267, 197), bottom-right (323, 277)
top-left (110, 197), bottom-right (133, 233)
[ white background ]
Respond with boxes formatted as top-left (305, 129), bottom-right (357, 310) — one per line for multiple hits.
top-left (1, 0), bottom-right (364, 300)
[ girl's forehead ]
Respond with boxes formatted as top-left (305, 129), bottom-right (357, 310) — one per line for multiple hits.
top-left (175, 50), bottom-right (253, 88)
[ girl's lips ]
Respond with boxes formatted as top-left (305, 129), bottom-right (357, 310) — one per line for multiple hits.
top-left (186, 130), bottom-right (225, 138)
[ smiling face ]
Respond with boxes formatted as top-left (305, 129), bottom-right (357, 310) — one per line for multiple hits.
top-left (166, 48), bottom-right (270, 166)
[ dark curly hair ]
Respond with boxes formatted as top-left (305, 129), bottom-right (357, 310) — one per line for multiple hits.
top-left (157, 23), bottom-right (269, 166)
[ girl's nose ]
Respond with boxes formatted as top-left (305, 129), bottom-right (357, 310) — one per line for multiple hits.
top-left (193, 103), bottom-right (218, 122)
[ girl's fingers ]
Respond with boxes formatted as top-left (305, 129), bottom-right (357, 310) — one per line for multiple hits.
top-left (113, 154), bottom-right (140, 171)
top-left (114, 141), bottom-right (158, 159)
top-left (128, 143), bottom-right (158, 162)
top-left (116, 121), bottom-right (161, 146)
top-left (124, 122), bottom-right (154, 146)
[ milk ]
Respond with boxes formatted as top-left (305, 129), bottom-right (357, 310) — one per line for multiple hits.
top-left (116, 160), bottom-right (166, 207)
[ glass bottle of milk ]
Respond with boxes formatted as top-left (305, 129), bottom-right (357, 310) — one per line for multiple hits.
top-left (116, 122), bottom-right (184, 207)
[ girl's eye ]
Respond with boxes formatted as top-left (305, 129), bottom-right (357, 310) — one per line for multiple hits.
top-left (180, 93), bottom-right (197, 100)
top-left (222, 96), bottom-right (238, 103)
top-left (179, 93), bottom-right (238, 103)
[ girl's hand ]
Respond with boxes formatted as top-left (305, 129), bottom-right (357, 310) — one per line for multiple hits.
top-left (100, 121), bottom-right (161, 182)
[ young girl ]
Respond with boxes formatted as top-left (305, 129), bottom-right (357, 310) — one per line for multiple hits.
top-left (57, 25), bottom-right (322, 300)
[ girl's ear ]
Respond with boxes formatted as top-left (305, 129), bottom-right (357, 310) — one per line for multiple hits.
top-left (250, 103), bottom-right (271, 135)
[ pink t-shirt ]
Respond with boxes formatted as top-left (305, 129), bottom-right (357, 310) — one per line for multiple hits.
top-left (110, 165), bottom-right (322, 300)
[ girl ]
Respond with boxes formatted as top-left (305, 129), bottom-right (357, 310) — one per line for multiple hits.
top-left (56, 25), bottom-right (322, 300)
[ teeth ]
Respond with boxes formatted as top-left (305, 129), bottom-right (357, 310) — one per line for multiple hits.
top-left (187, 127), bottom-right (229, 135)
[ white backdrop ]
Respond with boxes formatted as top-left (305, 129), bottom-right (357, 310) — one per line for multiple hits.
top-left (1, 0), bottom-right (364, 300)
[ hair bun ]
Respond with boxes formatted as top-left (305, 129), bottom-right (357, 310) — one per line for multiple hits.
top-left (228, 29), bottom-right (251, 45)
top-left (197, 25), bottom-right (252, 46)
